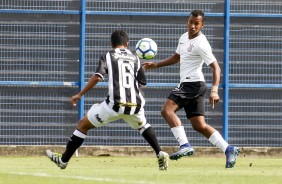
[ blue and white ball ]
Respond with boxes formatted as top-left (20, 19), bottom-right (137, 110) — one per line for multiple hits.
top-left (135, 38), bottom-right (157, 60)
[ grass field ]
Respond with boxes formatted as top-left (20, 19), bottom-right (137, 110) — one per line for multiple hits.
top-left (0, 156), bottom-right (282, 184)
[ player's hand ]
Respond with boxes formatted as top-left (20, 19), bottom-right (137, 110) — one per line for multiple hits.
top-left (209, 86), bottom-right (220, 109)
top-left (209, 92), bottom-right (220, 109)
top-left (142, 62), bottom-right (158, 70)
top-left (70, 94), bottom-right (81, 107)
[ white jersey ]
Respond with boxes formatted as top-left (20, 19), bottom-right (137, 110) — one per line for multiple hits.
top-left (176, 32), bottom-right (216, 83)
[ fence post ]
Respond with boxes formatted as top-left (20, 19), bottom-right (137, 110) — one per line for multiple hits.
top-left (78, 0), bottom-right (86, 120)
top-left (223, 0), bottom-right (230, 141)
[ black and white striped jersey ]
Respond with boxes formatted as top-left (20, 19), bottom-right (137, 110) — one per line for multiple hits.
top-left (94, 48), bottom-right (146, 115)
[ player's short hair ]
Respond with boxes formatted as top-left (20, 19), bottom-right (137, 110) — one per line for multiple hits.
top-left (190, 10), bottom-right (206, 22)
top-left (111, 30), bottom-right (129, 47)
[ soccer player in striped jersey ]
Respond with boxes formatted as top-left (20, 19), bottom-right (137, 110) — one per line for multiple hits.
top-left (46, 30), bottom-right (168, 170)
top-left (143, 10), bottom-right (239, 168)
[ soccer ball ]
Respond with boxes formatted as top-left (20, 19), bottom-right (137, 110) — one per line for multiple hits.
top-left (135, 38), bottom-right (157, 60)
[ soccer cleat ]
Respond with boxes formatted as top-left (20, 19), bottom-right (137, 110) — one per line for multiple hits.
top-left (169, 145), bottom-right (194, 160)
top-left (46, 150), bottom-right (68, 169)
top-left (225, 146), bottom-right (240, 168)
top-left (157, 151), bottom-right (169, 171)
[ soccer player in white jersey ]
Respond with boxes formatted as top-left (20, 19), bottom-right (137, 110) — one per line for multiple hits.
top-left (143, 10), bottom-right (239, 168)
top-left (46, 30), bottom-right (168, 170)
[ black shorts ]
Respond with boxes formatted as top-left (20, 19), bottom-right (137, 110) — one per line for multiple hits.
top-left (167, 82), bottom-right (207, 119)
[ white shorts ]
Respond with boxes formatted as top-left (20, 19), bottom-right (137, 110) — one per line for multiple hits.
top-left (87, 101), bottom-right (147, 129)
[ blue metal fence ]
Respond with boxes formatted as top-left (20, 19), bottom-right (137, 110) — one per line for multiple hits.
top-left (0, 0), bottom-right (281, 147)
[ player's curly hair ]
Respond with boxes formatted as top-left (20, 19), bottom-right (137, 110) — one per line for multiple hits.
top-left (111, 30), bottom-right (129, 47)
top-left (190, 10), bottom-right (206, 22)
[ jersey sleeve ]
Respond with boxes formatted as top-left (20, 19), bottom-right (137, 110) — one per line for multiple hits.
top-left (136, 66), bottom-right (147, 86)
top-left (199, 39), bottom-right (217, 66)
top-left (175, 38), bottom-right (181, 54)
top-left (94, 53), bottom-right (108, 79)
top-left (176, 32), bottom-right (187, 54)
top-left (136, 57), bottom-right (147, 86)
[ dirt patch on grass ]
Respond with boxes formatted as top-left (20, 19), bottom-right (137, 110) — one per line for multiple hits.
top-left (0, 146), bottom-right (281, 158)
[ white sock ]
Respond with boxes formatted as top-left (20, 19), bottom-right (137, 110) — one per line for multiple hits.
top-left (171, 126), bottom-right (189, 146)
top-left (73, 129), bottom-right (87, 139)
top-left (208, 131), bottom-right (229, 153)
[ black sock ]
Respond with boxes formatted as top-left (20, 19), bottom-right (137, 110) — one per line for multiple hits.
top-left (141, 126), bottom-right (161, 155)
top-left (61, 132), bottom-right (85, 162)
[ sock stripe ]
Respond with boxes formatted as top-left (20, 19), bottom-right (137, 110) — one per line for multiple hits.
top-left (73, 129), bottom-right (86, 139)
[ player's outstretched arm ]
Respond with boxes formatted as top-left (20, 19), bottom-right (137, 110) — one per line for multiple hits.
top-left (70, 74), bottom-right (102, 106)
top-left (142, 53), bottom-right (180, 70)
top-left (142, 61), bottom-right (158, 70)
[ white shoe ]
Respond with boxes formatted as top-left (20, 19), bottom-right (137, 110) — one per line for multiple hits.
top-left (169, 146), bottom-right (195, 160)
top-left (46, 150), bottom-right (68, 169)
top-left (157, 151), bottom-right (169, 171)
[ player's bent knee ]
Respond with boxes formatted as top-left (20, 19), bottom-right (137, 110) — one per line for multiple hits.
top-left (160, 108), bottom-right (170, 119)
top-left (138, 123), bottom-right (151, 134)
top-left (192, 123), bottom-right (207, 133)
top-left (77, 116), bottom-right (96, 133)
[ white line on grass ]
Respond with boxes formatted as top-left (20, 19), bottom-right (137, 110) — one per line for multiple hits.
top-left (8, 172), bottom-right (155, 184)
